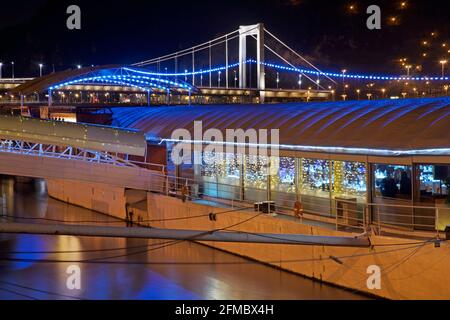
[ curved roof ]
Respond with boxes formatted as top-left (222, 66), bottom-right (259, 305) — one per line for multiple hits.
top-left (0, 115), bottom-right (147, 156)
top-left (110, 97), bottom-right (450, 156)
top-left (11, 65), bottom-right (196, 95)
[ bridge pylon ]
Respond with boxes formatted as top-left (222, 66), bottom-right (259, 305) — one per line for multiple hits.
top-left (239, 23), bottom-right (265, 103)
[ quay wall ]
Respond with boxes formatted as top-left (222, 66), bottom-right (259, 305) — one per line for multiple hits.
top-left (47, 179), bottom-right (126, 219)
top-left (47, 178), bottom-right (450, 299)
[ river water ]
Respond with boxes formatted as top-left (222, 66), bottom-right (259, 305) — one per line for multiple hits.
top-left (0, 176), bottom-right (366, 300)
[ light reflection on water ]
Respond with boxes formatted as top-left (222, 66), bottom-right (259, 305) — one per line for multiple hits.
top-left (0, 176), bottom-right (366, 300)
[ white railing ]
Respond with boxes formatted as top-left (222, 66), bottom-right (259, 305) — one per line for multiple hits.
top-left (138, 173), bottom-right (449, 235)
top-left (0, 139), bottom-right (166, 173)
top-left (1, 137), bottom-right (448, 236)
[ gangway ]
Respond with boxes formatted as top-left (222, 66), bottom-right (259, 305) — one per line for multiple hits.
top-left (0, 115), bottom-right (166, 192)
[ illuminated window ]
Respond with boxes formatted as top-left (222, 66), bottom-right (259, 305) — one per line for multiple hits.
top-left (271, 157), bottom-right (296, 193)
top-left (332, 161), bottom-right (367, 199)
top-left (244, 155), bottom-right (269, 190)
top-left (418, 165), bottom-right (449, 198)
top-left (200, 152), bottom-right (241, 199)
top-left (373, 164), bottom-right (412, 199)
top-left (299, 158), bottom-right (330, 198)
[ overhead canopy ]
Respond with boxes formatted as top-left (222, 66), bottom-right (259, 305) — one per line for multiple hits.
top-left (110, 97), bottom-right (450, 156)
top-left (11, 65), bottom-right (197, 95)
top-left (0, 115), bottom-right (147, 156)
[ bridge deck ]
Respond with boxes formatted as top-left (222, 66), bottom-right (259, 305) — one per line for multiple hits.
top-left (0, 150), bottom-right (165, 193)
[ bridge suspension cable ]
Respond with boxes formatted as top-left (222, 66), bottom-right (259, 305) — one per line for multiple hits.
top-left (249, 34), bottom-right (326, 90)
top-left (133, 26), bottom-right (258, 67)
top-left (264, 28), bottom-right (336, 84)
top-left (131, 24), bottom-right (448, 92)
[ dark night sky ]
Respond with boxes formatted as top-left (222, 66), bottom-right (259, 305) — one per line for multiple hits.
top-left (0, 0), bottom-right (449, 77)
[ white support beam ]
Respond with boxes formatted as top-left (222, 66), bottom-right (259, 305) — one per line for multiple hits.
top-left (0, 222), bottom-right (371, 247)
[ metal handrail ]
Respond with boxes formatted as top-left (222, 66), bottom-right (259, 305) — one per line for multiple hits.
top-left (1, 137), bottom-right (447, 234)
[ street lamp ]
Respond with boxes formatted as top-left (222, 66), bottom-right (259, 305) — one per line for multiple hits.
top-left (341, 69), bottom-right (347, 94)
top-left (184, 69), bottom-right (188, 82)
top-left (298, 74), bottom-right (302, 89)
top-left (440, 60), bottom-right (448, 77)
top-left (276, 72), bottom-right (280, 89)
top-left (405, 65), bottom-right (412, 77)
top-left (11, 61), bottom-right (15, 79)
top-left (39, 63), bottom-right (43, 77)
top-left (218, 71), bottom-right (221, 87)
top-left (77, 65), bottom-right (81, 69)
top-left (234, 70), bottom-right (237, 88)
top-left (381, 88), bottom-right (386, 98)
top-left (0, 63), bottom-right (3, 79)
top-left (356, 89), bottom-right (361, 100)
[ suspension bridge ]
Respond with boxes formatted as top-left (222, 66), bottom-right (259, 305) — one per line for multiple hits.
top-left (4, 23), bottom-right (447, 109)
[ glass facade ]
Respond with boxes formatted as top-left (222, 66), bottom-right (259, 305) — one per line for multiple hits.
top-left (196, 153), bottom-right (369, 214)
top-left (373, 164), bottom-right (412, 199)
top-left (171, 148), bottom-right (450, 230)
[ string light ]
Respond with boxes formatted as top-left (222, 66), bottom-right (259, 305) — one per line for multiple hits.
top-left (252, 60), bottom-right (449, 81)
top-left (49, 71), bottom-right (195, 92)
top-left (49, 60), bottom-right (449, 94)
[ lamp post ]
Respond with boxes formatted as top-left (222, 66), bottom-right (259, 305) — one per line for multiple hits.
top-left (0, 63), bottom-right (3, 79)
top-left (341, 69), bottom-right (347, 94)
top-left (234, 70), bottom-right (237, 88)
top-left (276, 72), bottom-right (280, 89)
top-left (405, 65), bottom-right (412, 77)
top-left (39, 63), bottom-right (43, 77)
top-left (356, 89), bottom-right (361, 100)
top-left (11, 61), bottom-right (15, 79)
top-left (440, 60), bottom-right (448, 78)
top-left (218, 71), bottom-right (221, 87)
top-left (298, 74), bottom-right (302, 89)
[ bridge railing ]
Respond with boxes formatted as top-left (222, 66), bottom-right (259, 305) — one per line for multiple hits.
top-left (137, 172), bottom-right (449, 236)
top-left (1, 137), bottom-right (446, 236)
top-left (0, 139), bottom-right (166, 173)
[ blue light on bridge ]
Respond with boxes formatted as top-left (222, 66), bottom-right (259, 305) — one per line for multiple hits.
top-left (123, 60), bottom-right (449, 82)
top-left (47, 60), bottom-right (449, 93)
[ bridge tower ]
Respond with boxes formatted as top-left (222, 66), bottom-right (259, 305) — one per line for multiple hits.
top-left (239, 23), bottom-right (265, 103)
